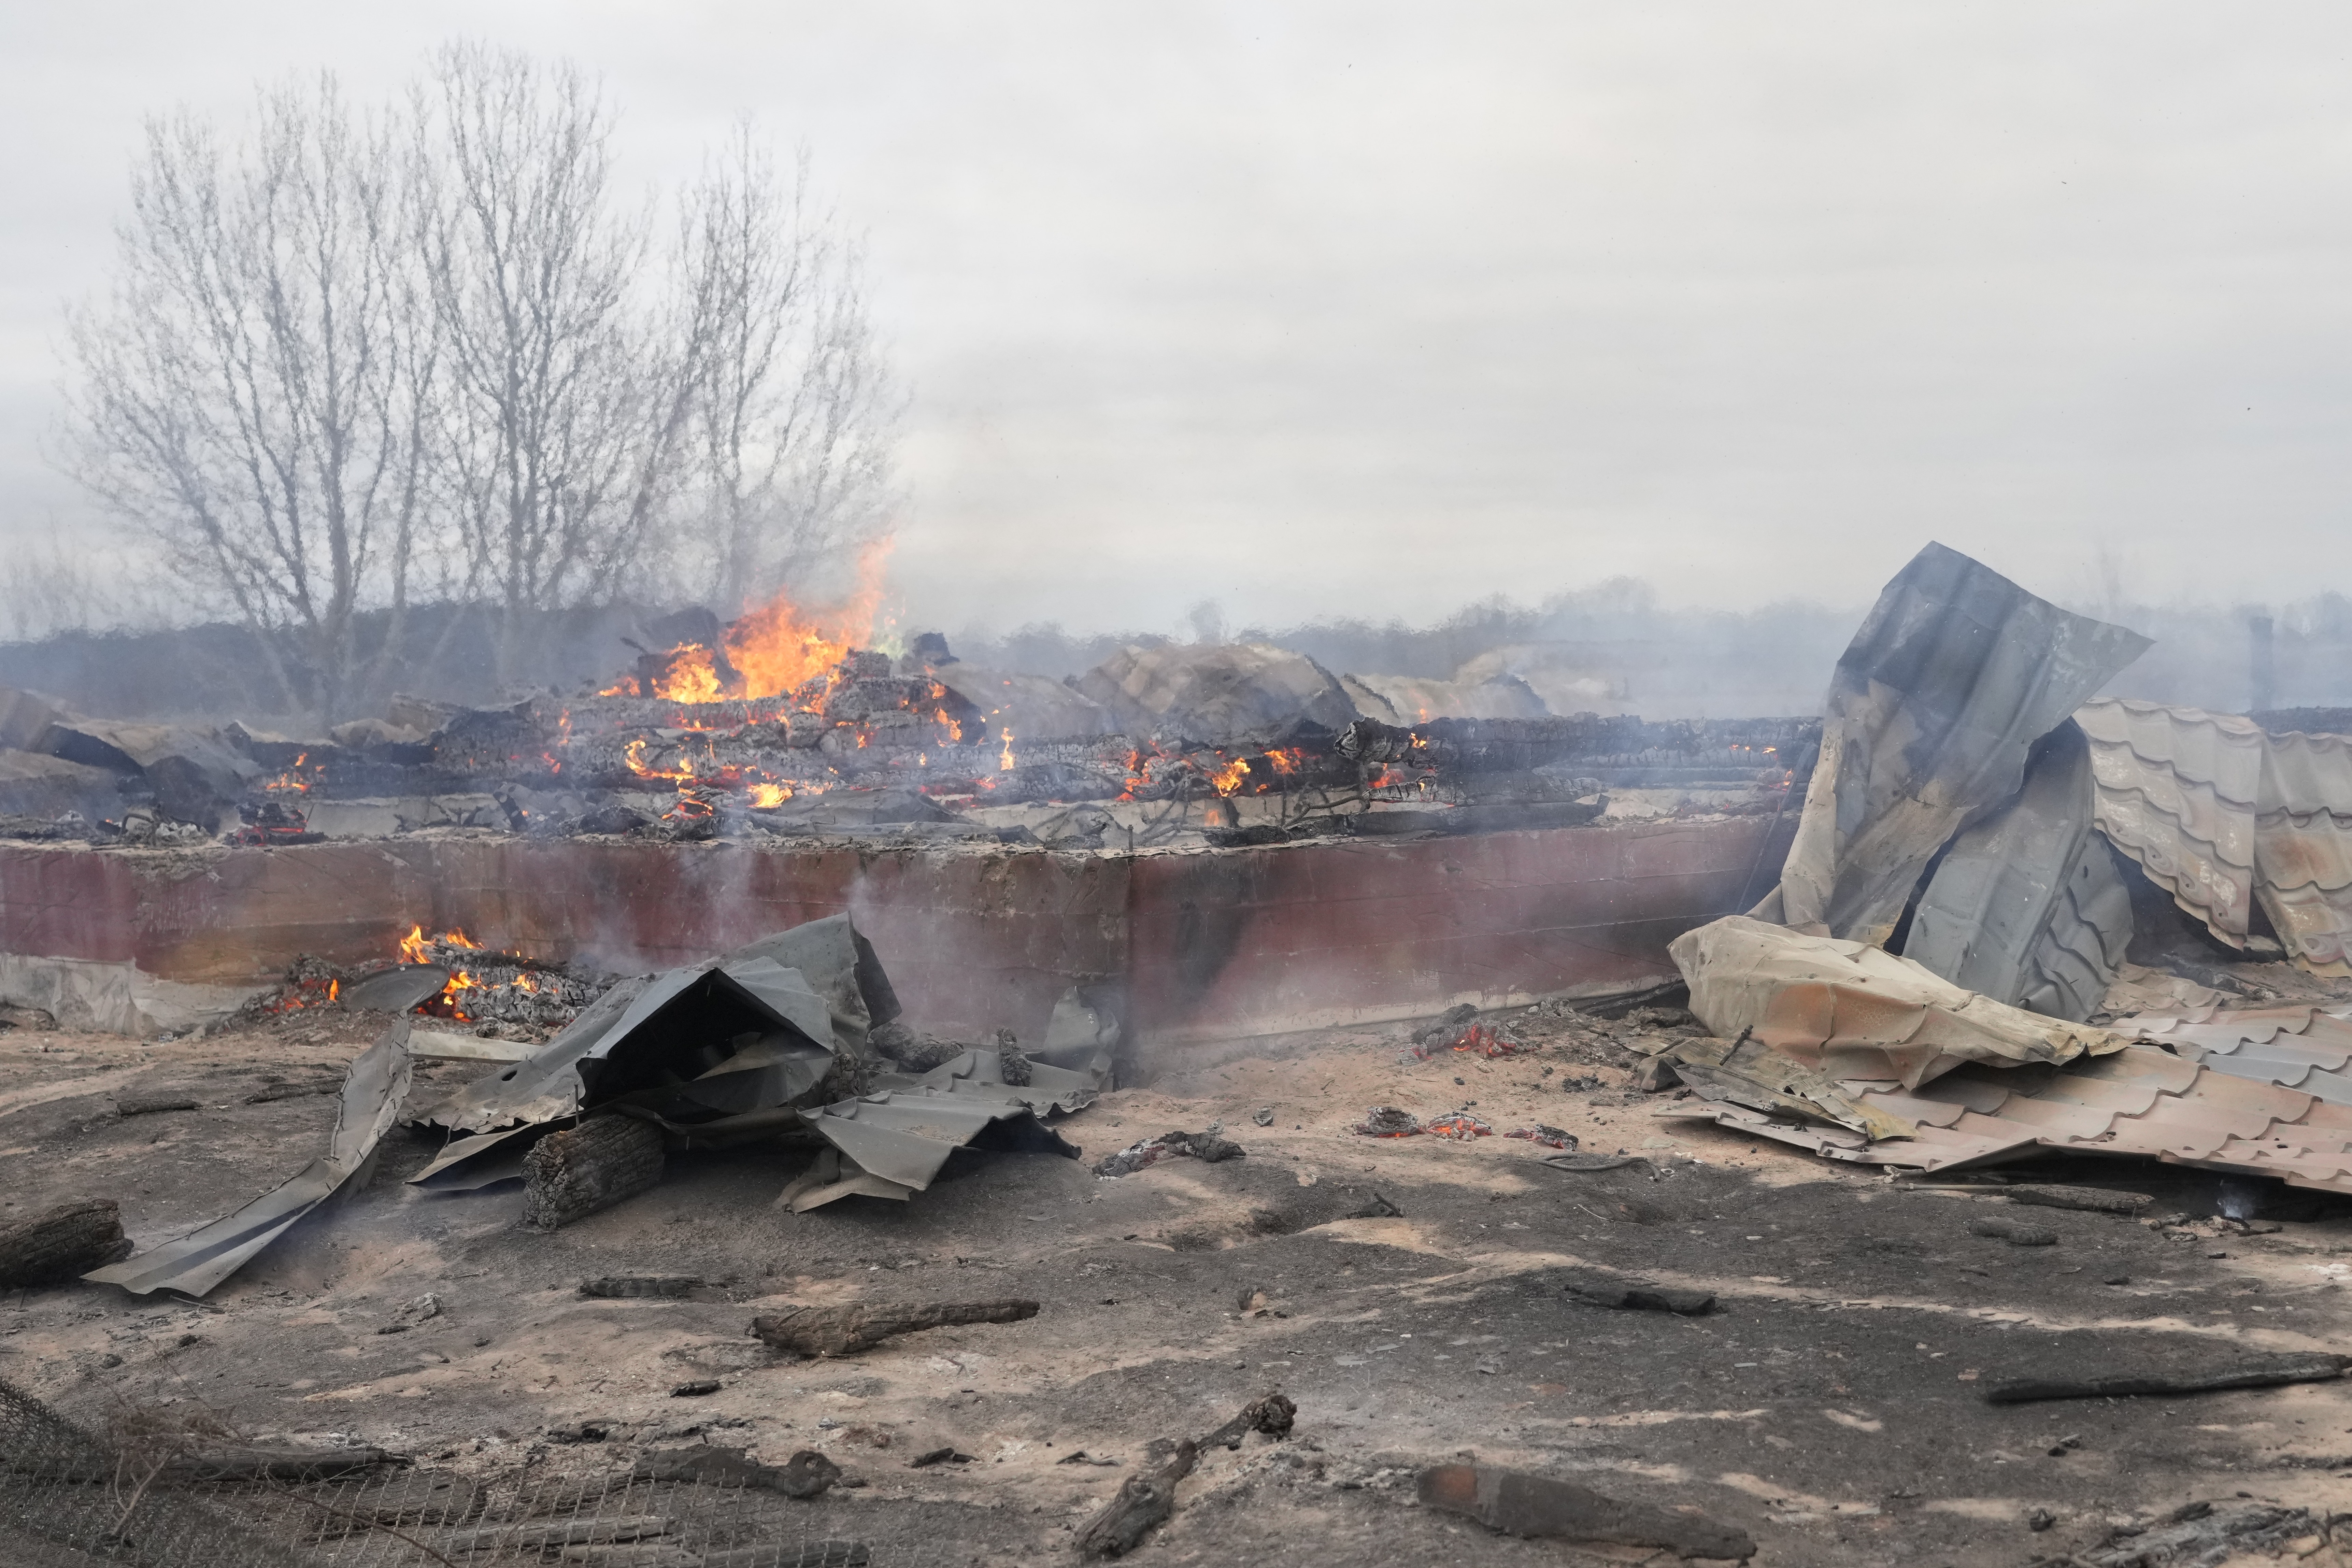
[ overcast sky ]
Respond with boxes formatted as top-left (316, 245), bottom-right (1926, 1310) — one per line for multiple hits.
top-left (5, 4), bottom-right (2351, 637)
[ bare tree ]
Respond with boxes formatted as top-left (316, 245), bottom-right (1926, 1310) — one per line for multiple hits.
top-left (670, 128), bottom-right (899, 614)
top-left (62, 47), bottom-right (902, 702)
top-left (412, 43), bottom-right (695, 680)
top-left (62, 77), bottom-right (435, 721)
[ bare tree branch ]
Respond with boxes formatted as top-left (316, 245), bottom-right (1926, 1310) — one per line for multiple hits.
top-left (62, 75), bottom-right (434, 722)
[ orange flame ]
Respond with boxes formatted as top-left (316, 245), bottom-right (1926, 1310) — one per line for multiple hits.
top-left (1266, 748), bottom-right (1305, 776)
top-left (652, 644), bottom-right (725, 703)
top-left (1210, 756), bottom-right (1251, 796)
top-left (721, 542), bottom-right (893, 701)
top-left (749, 782), bottom-right (789, 809)
top-left (999, 729), bottom-right (1016, 772)
top-left (624, 739), bottom-right (696, 781)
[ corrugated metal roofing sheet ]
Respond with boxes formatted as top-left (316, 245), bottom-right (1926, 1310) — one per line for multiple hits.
top-left (1661, 1039), bottom-right (2352, 1196)
top-left (2075, 699), bottom-right (2262, 946)
top-left (2076, 701), bottom-right (2352, 978)
top-left (2254, 726), bottom-right (2352, 977)
top-left (2114, 1004), bottom-right (2352, 1105)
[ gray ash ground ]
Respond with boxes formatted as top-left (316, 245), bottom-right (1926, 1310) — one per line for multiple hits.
top-left (5, 1004), bottom-right (2352, 1566)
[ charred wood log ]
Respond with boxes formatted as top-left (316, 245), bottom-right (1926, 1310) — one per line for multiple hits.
top-left (1419, 1463), bottom-right (1756, 1559)
top-left (1201, 1392), bottom-right (1296, 1450)
top-left (1984, 1351), bottom-right (2351, 1405)
top-left (1076, 1391), bottom-right (1294, 1558)
top-left (521, 1116), bottom-right (665, 1231)
top-left (749, 1299), bottom-right (1039, 1357)
top-left (1075, 1439), bottom-right (1196, 1559)
top-left (632, 1443), bottom-right (840, 1498)
top-left (0, 1199), bottom-right (130, 1286)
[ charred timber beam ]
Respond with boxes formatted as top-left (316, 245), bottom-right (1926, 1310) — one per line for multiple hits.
top-left (2, 1200), bottom-right (131, 1286)
top-left (520, 1115), bottom-right (665, 1230)
top-left (748, 1299), bottom-right (1041, 1357)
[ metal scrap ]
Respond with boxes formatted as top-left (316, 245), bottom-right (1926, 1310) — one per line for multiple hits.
top-left (2078, 699), bottom-right (2352, 977)
top-left (410, 915), bottom-right (1104, 1212)
top-left (84, 1021), bottom-right (413, 1297)
top-left (1751, 541), bottom-right (2148, 945)
top-left (1671, 915), bottom-right (2128, 1089)
top-left (1900, 719), bottom-right (2134, 1021)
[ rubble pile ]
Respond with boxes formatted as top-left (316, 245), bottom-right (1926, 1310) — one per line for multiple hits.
top-left (1644, 543), bottom-right (2352, 1196)
top-left (0, 613), bottom-right (1810, 852)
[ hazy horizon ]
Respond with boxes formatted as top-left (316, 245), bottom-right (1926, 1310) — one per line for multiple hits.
top-left (8, 5), bottom-right (2352, 639)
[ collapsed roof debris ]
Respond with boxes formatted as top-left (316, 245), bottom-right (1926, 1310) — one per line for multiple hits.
top-left (0, 609), bottom-right (1816, 858)
top-left (1662, 540), bottom-right (2352, 1198)
top-left (1900, 719), bottom-right (2135, 1022)
top-left (407, 914), bottom-right (1100, 1213)
top-left (1751, 541), bottom-right (2148, 944)
top-left (2078, 697), bottom-right (2352, 976)
top-left (68, 914), bottom-right (1103, 1299)
top-left (83, 1022), bottom-right (412, 1296)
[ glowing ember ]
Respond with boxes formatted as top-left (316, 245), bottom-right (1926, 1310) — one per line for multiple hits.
top-left (1352, 1106), bottom-right (1423, 1138)
top-left (1421, 1110), bottom-right (1493, 1140)
top-left (1403, 1022), bottom-right (1524, 1061)
top-left (624, 739), bottom-right (697, 781)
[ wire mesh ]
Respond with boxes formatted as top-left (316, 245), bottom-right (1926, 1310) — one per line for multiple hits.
top-left (1, 1377), bottom-right (880, 1568)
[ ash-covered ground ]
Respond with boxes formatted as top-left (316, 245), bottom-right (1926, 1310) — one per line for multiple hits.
top-left (6, 1004), bottom-right (2352, 1567)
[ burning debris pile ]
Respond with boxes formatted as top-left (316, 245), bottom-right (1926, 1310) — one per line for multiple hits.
top-left (0, 584), bottom-right (1810, 853)
top-left (245, 927), bottom-right (610, 1039)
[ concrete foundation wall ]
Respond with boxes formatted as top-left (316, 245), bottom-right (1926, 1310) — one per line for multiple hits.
top-left (0, 816), bottom-right (1791, 1046)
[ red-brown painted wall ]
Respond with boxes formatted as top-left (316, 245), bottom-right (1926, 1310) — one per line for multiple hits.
top-left (0, 815), bottom-right (1788, 1046)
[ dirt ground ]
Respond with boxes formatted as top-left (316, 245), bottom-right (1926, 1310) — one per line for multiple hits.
top-left (5, 1002), bottom-right (2352, 1568)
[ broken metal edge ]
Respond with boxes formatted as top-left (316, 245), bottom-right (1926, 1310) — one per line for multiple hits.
top-left (83, 1020), bottom-right (414, 1296)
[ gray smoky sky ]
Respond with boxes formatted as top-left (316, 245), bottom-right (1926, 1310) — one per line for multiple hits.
top-left (6, 4), bottom-right (2352, 638)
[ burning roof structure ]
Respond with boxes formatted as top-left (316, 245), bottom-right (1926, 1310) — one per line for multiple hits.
top-left (0, 576), bottom-right (1814, 858)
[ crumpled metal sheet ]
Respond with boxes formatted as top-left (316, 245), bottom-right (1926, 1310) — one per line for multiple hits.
top-left (2077, 701), bottom-right (2352, 977)
top-left (1900, 720), bottom-right (2134, 1022)
top-left (84, 1022), bottom-right (413, 1297)
top-left (1661, 1040), bottom-right (2352, 1195)
top-left (414, 917), bottom-right (871, 1140)
top-left (1753, 543), bottom-right (2148, 945)
top-left (409, 916), bottom-right (1100, 1210)
top-left (1670, 915), bottom-right (2129, 1091)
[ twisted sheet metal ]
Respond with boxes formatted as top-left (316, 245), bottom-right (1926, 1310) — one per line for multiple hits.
top-left (1901, 720), bottom-right (2133, 1022)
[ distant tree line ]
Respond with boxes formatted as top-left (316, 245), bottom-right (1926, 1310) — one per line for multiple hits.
top-left (60, 42), bottom-right (898, 723)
